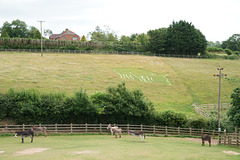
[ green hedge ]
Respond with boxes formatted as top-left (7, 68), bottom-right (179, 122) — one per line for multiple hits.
top-left (0, 83), bottom-right (234, 130)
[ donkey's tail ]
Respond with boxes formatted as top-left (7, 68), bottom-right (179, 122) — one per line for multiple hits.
top-left (144, 134), bottom-right (146, 139)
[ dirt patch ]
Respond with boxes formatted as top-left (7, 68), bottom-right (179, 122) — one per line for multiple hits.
top-left (0, 151), bottom-right (5, 153)
top-left (185, 138), bottom-right (218, 145)
top-left (13, 148), bottom-right (49, 156)
top-left (223, 151), bottom-right (240, 155)
top-left (75, 150), bottom-right (99, 154)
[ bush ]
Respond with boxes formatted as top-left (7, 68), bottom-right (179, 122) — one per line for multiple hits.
top-left (233, 51), bottom-right (240, 56)
top-left (224, 48), bottom-right (233, 55)
top-left (185, 118), bottom-right (208, 129)
top-left (207, 47), bottom-right (224, 52)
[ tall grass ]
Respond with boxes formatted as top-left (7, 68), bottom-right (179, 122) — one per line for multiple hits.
top-left (0, 52), bottom-right (239, 116)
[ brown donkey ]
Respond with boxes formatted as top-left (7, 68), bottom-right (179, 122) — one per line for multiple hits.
top-left (32, 125), bottom-right (47, 137)
top-left (202, 134), bottom-right (211, 147)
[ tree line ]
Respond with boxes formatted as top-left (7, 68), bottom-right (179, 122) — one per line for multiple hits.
top-left (0, 82), bottom-right (239, 131)
top-left (1, 19), bottom-right (239, 56)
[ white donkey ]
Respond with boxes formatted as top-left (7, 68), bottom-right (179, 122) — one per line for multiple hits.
top-left (129, 130), bottom-right (145, 142)
top-left (107, 124), bottom-right (118, 135)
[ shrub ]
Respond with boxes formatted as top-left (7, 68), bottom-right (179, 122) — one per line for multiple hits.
top-left (224, 48), bottom-right (233, 55)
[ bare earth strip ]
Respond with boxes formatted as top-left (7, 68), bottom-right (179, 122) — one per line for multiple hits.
top-left (13, 148), bottom-right (49, 156)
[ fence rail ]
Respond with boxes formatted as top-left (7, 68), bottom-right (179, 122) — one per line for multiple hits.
top-left (1, 123), bottom-right (240, 147)
top-left (0, 123), bottom-right (223, 137)
top-left (219, 133), bottom-right (240, 147)
top-left (0, 48), bottom-right (206, 59)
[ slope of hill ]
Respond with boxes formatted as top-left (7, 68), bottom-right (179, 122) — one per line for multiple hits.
top-left (0, 52), bottom-right (239, 116)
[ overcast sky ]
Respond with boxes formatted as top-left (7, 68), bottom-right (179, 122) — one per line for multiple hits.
top-left (0, 0), bottom-right (239, 42)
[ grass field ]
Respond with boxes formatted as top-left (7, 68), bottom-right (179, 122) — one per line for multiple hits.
top-left (0, 135), bottom-right (240, 160)
top-left (0, 52), bottom-right (240, 116)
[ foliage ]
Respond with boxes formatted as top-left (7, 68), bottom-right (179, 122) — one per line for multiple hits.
top-left (88, 26), bottom-right (118, 42)
top-left (81, 35), bottom-right (87, 42)
top-left (206, 47), bottom-right (224, 52)
top-left (93, 82), bottom-right (155, 124)
top-left (184, 118), bottom-right (208, 129)
top-left (147, 28), bottom-right (167, 54)
top-left (224, 48), bottom-right (233, 55)
top-left (0, 30), bottom-right (10, 38)
top-left (159, 110), bottom-right (187, 127)
top-left (227, 88), bottom-right (240, 127)
top-left (165, 20), bottom-right (207, 55)
top-left (222, 34), bottom-right (240, 51)
top-left (28, 26), bottom-right (41, 39)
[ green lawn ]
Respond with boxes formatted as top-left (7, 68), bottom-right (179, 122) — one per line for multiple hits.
top-left (0, 135), bottom-right (240, 160)
top-left (0, 52), bottom-right (240, 116)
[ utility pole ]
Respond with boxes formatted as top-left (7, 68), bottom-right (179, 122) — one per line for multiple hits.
top-left (213, 65), bottom-right (227, 131)
top-left (38, 20), bottom-right (45, 57)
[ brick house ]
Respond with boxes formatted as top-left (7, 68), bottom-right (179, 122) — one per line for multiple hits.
top-left (49, 28), bottom-right (81, 41)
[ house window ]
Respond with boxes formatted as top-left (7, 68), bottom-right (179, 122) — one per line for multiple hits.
top-left (62, 37), bottom-right (66, 40)
top-left (73, 37), bottom-right (77, 41)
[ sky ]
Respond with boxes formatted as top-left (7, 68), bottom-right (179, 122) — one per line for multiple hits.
top-left (0, 0), bottom-right (239, 42)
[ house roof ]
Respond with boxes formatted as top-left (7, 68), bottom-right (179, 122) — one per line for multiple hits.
top-left (49, 28), bottom-right (80, 40)
top-left (49, 34), bottom-right (60, 39)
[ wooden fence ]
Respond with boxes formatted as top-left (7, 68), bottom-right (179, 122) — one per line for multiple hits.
top-left (2, 123), bottom-right (240, 147)
top-left (0, 123), bottom-right (223, 137)
top-left (193, 103), bottom-right (230, 118)
top-left (0, 48), bottom-right (206, 59)
top-left (219, 133), bottom-right (240, 147)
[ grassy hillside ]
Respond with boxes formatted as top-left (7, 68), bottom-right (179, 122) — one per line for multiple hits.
top-left (0, 52), bottom-right (239, 116)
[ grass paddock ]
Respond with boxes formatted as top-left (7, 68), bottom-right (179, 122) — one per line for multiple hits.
top-left (0, 135), bottom-right (240, 160)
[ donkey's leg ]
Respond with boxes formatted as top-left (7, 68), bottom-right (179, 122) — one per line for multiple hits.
top-left (21, 136), bottom-right (24, 143)
top-left (31, 136), bottom-right (33, 143)
top-left (202, 140), bottom-right (205, 146)
top-left (209, 140), bottom-right (211, 147)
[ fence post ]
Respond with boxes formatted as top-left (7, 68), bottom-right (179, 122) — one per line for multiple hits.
top-left (190, 128), bottom-right (192, 136)
top-left (219, 134), bottom-right (221, 144)
top-left (224, 130), bottom-right (226, 145)
top-left (55, 123), bottom-right (57, 133)
top-left (85, 123), bottom-right (88, 133)
top-left (127, 124), bottom-right (129, 134)
top-left (228, 135), bottom-right (231, 145)
top-left (178, 127), bottom-right (180, 135)
top-left (100, 123), bottom-right (102, 134)
top-left (153, 125), bottom-right (155, 135)
top-left (23, 124), bottom-right (25, 131)
top-left (141, 124), bottom-right (143, 131)
top-left (71, 123), bottom-right (73, 134)
top-left (237, 132), bottom-right (240, 147)
top-left (165, 126), bottom-right (168, 135)
top-left (5, 124), bottom-right (7, 133)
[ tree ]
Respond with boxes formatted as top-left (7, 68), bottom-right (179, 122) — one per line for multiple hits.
top-left (0, 19), bottom-right (28, 38)
top-left (11, 19), bottom-right (28, 38)
top-left (136, 33), bottom-right (149, 46)
top-left (88, 26), bottom-right (118, 42)
top-left (93, 82), bottom-right (155, 124)
top-left (147, 28), bottom-right (167, 54)
top-left (81, 35), bottom-right (87, 42)
top-left (0, 30), bottom-right (10, 38)
top-left (28, 26), bottom-right (41, 39)
top-left (227, 88), bottom-right (240, 127)
top-left (165, 20), bottom-right (207, 55)
top-left (120, 35), bottom-right (131, 43)
top-left (222, 34), bottom-right (240, 51)
top-left (44, 29), bottom-right (53, 38)
top-left (0, 21), bottom-right (12, 37)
